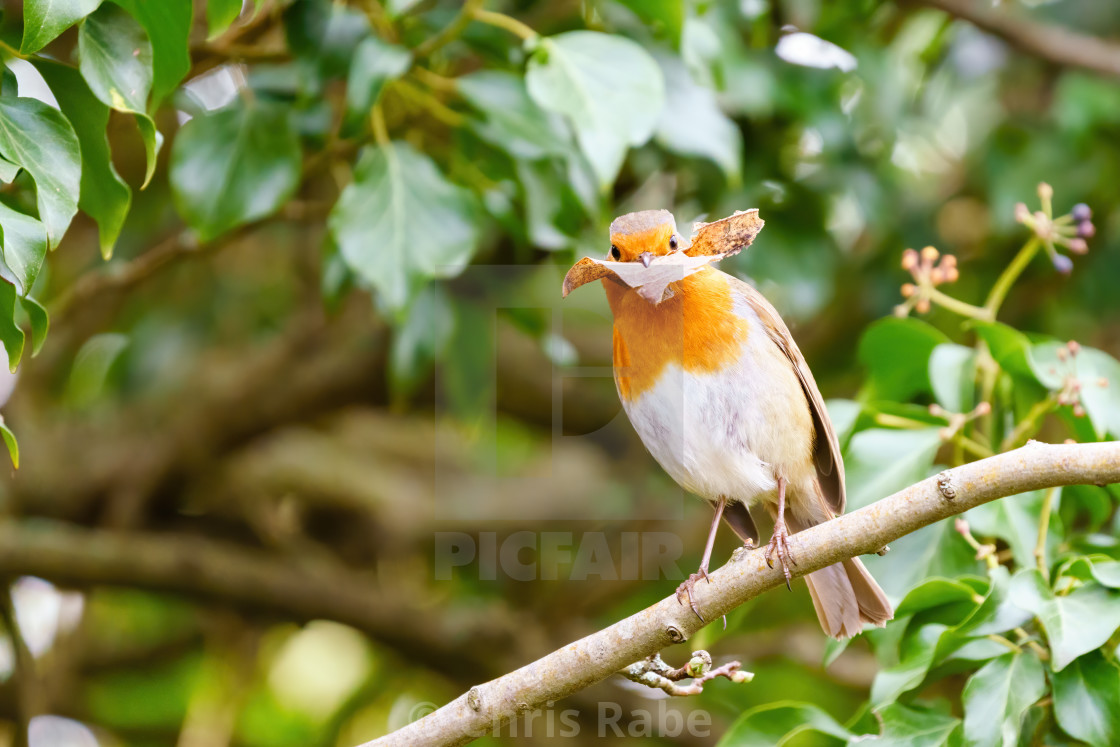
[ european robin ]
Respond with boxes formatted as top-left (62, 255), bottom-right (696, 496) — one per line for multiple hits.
top-left (563, 209), bottom-right (893, 638)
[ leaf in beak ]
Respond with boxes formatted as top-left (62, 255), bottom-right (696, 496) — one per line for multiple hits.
top-left (562, 208), bottom-right (766, 304)
top-left (686, 209), bottom-right (765, 258)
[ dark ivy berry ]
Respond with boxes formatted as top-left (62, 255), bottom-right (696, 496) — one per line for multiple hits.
top-left (1052, 253), bottom-right (1073, 274)
top-left (1071, 203), bottom-right (1092, 222)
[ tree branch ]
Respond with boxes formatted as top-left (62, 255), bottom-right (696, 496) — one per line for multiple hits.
top-left (911, 0), bottom-right (1120, 78)
top-left (0, 519), bottom-right (521, 678)
top-left (362, 440), bottom-right (1120, 747)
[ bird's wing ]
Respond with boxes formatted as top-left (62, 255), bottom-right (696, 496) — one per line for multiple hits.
top-left (730, 276), bottom-right (846, 514)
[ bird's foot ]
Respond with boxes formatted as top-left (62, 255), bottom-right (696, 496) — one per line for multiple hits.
top-left (675, 567), bottom-right (711, 622)
top-left (765, 524), bottom-right (796, 590)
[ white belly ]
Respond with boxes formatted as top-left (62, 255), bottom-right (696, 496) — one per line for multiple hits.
top-left (616, 317), bottom-right (815, 506)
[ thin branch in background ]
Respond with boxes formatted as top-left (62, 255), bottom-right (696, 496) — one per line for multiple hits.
top-left (361, 440), bottom-right (1120, 747)
top-left (911, 0), bottom-right (1120, 79)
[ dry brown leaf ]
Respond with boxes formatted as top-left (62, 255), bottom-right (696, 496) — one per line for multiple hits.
top-left (686, 209), bottom-right (764, 258)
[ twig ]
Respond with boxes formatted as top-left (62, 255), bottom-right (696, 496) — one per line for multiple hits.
top-left (911, 0), bottom-right (1120, 79)
top-left (361, 440), bottom-right (1120, 747)
top-left (619, 652), bottom-right (751, 696)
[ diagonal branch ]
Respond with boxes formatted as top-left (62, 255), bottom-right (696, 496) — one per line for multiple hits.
top-left (362, 440), bottom-right (1120, 747)
top-left (911, 0), bottom-right (1120, 78)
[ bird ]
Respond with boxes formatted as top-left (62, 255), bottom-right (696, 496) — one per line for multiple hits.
top-left (562, 208), bottom-right (892, 638)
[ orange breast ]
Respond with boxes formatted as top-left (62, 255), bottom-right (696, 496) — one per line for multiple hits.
top-left (605, 267), bottom-right (747, 401)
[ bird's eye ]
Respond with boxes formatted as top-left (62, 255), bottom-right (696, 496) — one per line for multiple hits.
top-left (610, 245), bottom-right (621, 260)
top-left (669, 236), bottom-right (678, 250)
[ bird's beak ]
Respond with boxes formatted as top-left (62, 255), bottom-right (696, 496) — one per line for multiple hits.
top-left (639, 252), bottom-right (653, 268)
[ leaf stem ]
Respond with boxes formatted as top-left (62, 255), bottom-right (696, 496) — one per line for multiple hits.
top-left (392, 79), bottom-right (465, 127)
top-left (0, 40), bottom-right (26, 61)
top-left (984, 237), bottom-right (1041, 317)
top-left (873, 413), bottom-right (935, 430)
top-left (927, 288), bottom-right (994, 322)
top-left (413, 0), bottom-right (484, 58)
top-left (371, 103), bottom-right (389, 146)
top-left (1001, 395), bottom-right (1058, 452)
top-left (955, 433), bottom-right (994, 459)
top-left (472, 8), bottom-right (539, 40)
top-left (987, 634), bottom-right (1022, 653)
top-left (1034, 486), bottom-right (1056, 579)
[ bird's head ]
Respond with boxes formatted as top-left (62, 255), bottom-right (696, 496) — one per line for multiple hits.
top-left (562, 208), bottom-right (765, 302)
top-left (607, 209), bottom-right (682, 268)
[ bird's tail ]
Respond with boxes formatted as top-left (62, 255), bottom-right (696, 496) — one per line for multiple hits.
top-left (788, 514), bottom-right (893, 639)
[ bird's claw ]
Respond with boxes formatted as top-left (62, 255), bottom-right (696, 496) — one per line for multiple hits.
top-left (765, 524), bottom-right (796, 591)
top-left (675, 568), bottom-right (711, 622)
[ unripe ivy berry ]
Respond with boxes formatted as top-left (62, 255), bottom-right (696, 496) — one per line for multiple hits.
top-left (1071, 203), bottom-right (1092, 222)
top-left (1068, 238), bottom-right (1088, 254)
top-left (1052, 253), bottom-right (1073, 274)
top-left (1076, 221), bottom-right (1095, 239)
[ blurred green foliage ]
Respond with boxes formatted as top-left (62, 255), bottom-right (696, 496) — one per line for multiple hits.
top-left (0, 0), bottom-right (1118, 745)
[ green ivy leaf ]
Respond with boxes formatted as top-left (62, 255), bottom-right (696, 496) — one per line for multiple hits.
top-left (526, 31), bottom-right (665, 187)
top-left (871, 624), bottom-right (945, 705)
top-left (170, 102), bottom-right (302, 242)
top-left (844, 427), bottom-right (942, 511)
top-left (0, 155), bottom-right (20, 183)
top-left (0, 93), bottom-right (81, 249)
top-left (0, 281), bottom-right (25, 371)
top-left (207, 0), bottom-right (244, 38)
top-left (0, 201), bottom-right (48, 295)
top-left (859, 317), bottom-right (949, 402)
top-left (858, 703), bottom-right (960, 746)
top-left (1050, 650), bottom-right (1120, 746)
top-left (66, 332), bottom-right (128, 408)
top-left (971, 321), bottom-right (1034, 380)
top-left (718, 702), bottom-right (854, 746)
top-left (1010, 569), bottom-right (1120, 671)
top-left (328, 142), bottom-right (481, 313)
top-left (863, 516), bottom-right (981, 602)
top-left (20, 0), bottom-right (103, 54)
top-left (928, 343), bottom-right (975, 413)
top-left (110, 0), bottom-right (191, 106)
top-left (613, 0), bottom-right (685, 41)
top-left (515, 159), bottom-right (583, 250)
top-left (895, 577), bottom-right (978, 618)
top-left (654, 53), bottom-right (742, 183)
top-left (18, 295), bottom-right (48, 356)
top-left (1030, 342), bottom-right (1120, 439)
top-left (961, 652), bottom-right (1045, 747)
top-left (345, 36), bottom-right (410, 127)
top-left (1088, 559), bottom-right (1120, 588)
top-left (79, 3), bottom-right (159, 187)
top-left (959, 566), bottom-right (1032, 638)
top-left (35, 60), bottom-right (131, 259)
top-left (0, 418), bottom-right (17, 469)
top-left (964, 489), bottom-right (1061, 570)
top-left (389, 284), bottom-right (453, 401)
top-left (458, 71), bottom-right (572, 160)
